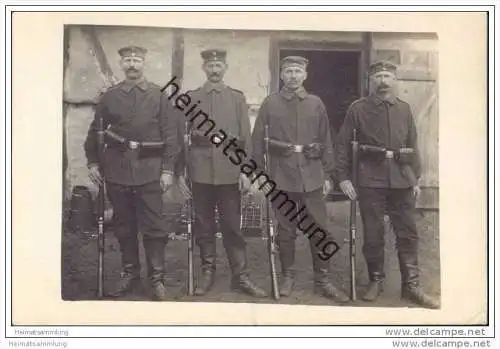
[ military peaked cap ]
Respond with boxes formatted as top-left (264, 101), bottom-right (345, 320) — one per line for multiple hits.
top-left (201, 49), bottom-right (227, 62)
top-left (369, 60), bottom-right (398, 75)
top-left (118, 45), bottom-right (148, 59)
top-left (281, 56), bottom-right (309, 70)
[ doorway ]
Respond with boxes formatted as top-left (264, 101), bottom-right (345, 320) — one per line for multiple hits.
top-left (278, 49), bottom-right (362, 142)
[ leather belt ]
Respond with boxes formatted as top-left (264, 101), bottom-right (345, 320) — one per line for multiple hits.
top-left (268, 139), bottom-right (323, 159)
top-left (358, 144), bottom-right (414, 163)
top-left (104, 130), bottom-right (164, 150)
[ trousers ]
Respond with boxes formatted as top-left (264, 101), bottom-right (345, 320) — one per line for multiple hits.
top-left (191, 182), bottom-right (248, 278)
top-left (357, 187), bottom-right (419, 281)
top-left (270, 188), bottom-right (340, 273)
top-left (106, 180), bottom-right (168, 276)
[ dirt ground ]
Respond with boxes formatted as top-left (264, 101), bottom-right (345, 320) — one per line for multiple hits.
top-left (62, 197), bottom-right (440, 310)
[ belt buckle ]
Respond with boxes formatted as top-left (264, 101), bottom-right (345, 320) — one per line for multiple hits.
top-left (293, 145), bottom-right (303, 153)
top-left (129, 141), bottom-right (140, 150)
top-left (385, 150), bottom-right (394, 159)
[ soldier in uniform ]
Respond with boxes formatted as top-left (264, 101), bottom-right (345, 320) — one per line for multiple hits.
top-left (250, 56), bottom-right (350, 303)
top-left (182, 49), bottom-right (267, 297)
top-left (84, 45), bottom-right (180, 301)
top-left (334, 60), bottom-right (439, 308)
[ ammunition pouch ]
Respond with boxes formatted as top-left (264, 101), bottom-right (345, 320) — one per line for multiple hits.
top-left (190, 131), bottom-right (212, 148)
top-left (268, 139), bottom-right (294, 157)
top-left (189, 130), bottom-right (245, 150)
top-left (394, 148), bottom-right (415, 165)
top-left (358, 144), bottom-right (388, 163)
top-left (358, 144), bottom-right (415, 165)
top-left (303, 143), bottom-right (324, 159)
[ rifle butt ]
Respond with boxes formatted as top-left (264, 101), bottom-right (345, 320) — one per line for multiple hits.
top-left (349, 225), bottom-right (357, 301)
top-left (186, 207), bottom-right (194, 296)
top-left (348, 193), bottom-right (358, 299)
top-left (267, 224), bottom-right (280, 300)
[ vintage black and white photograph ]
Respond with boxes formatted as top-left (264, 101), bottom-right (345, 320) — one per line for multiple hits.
top-left (60, 23), bottom-right (440, 311)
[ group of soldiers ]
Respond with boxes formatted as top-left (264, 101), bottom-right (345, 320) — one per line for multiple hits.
top-left (83, 44), bottom-right (439, 309)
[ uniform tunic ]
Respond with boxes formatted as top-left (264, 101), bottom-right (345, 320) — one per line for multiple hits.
top-left (83, 78), bottom-right (180, 241)
top-left (177, 81), bottom-right (252, 275)
top-left (84, 78), bottom-right (179, 186)
top-left (333, 93), bottom-right (421, 277)
top-left (251, 87), bottom-right (338, 272)
top-left (251, 87), bottom-right (335, 193)
top-left (185, 81), bottom-right (251, 185)
top-left (333, 93), bottom-right (421, 189)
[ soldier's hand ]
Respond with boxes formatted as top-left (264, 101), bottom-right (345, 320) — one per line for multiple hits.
top-left (160, 172), bottom-right (175, 192)
top-left (323, 179), bottom-right (333, 197)
top-left (340, 180), bottom-right (357, 200)
top-left (177, 175), bottom-right (192, 199)
top-left (257, 175), bottom-right (274, 193)
top-left (239, 174), bottom-right (251, 194)
top-left (88, 164), bottom-right (103, 186)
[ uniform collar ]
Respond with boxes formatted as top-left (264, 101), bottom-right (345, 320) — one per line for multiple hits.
top-left (280, 86), bottom-right (308, 100)
top-left (369, 92), bottom-right (397, 106)
top-left (203, 81), bottom-right (225, 93)
top-left (120, 77), bottom-right (148, 93)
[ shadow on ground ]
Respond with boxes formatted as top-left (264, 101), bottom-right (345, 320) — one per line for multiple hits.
top-left (62, 201), bottom-right (440, 310)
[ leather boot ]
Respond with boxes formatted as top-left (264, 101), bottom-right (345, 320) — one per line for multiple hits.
top-left (311, 241), bottom-right (350, 304)
top-left (278, 239), bottom-right (295, 297)
top-left (313, 267), bottom-right (350, 304)
top-left (399, 251), bottom-right (440, 309)
top-left (144, 238), bottom-right (168, 301)
top-left (231, 274), bottom-right (267, 298)
top-left (110, 238), bottom-right (141, 297)
top-left (194, 241), bottom-right (217, 296)
top-left (279, 270), bottom-right (295, 297)
top-left (110, 264), bottom-right (141, 297)
top-left (362, 272), bottom-right (384, 301)
top-left (311, 252), bottom-right (349, 304)
top-left (194, 270), bottom-right (215, 296)
top-left (225, 241), bottom-right (267, 298)
top-left (362, 261), bottom-right (385, 302)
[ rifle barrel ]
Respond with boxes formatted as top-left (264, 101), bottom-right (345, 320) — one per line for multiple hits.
top-left (264, 124), bottom-right (280, 300)
top-left (96, 118), bottom-right (105, 299)
top-left (349, 128), bottom-right (358, 301)
top-left (185, 122), bottom-right (194, 296)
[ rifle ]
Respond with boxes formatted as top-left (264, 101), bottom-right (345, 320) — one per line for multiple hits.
top-left (96, 110), bottom-right (106, 299)
top-left (184, 120), bottom-right (195, 296)
top-left (264, 124), bottom-right (280, 300)
top-left (349, 128), bottom-right (359, 301)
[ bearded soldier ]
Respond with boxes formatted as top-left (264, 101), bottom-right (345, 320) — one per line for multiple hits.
top-left (182, 49), bottom-right (267, 298)
top-left (84, 45), bottom-right (180, 301)
top-left (250, 56), bottom-right (350, 303)
top-left (334, 60), bottom-right (439, 308)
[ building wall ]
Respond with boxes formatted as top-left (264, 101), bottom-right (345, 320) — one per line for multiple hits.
top-left (63, 25), bottom-right (173, 198)
top-left (63, 26), bottom-right (439, 208)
